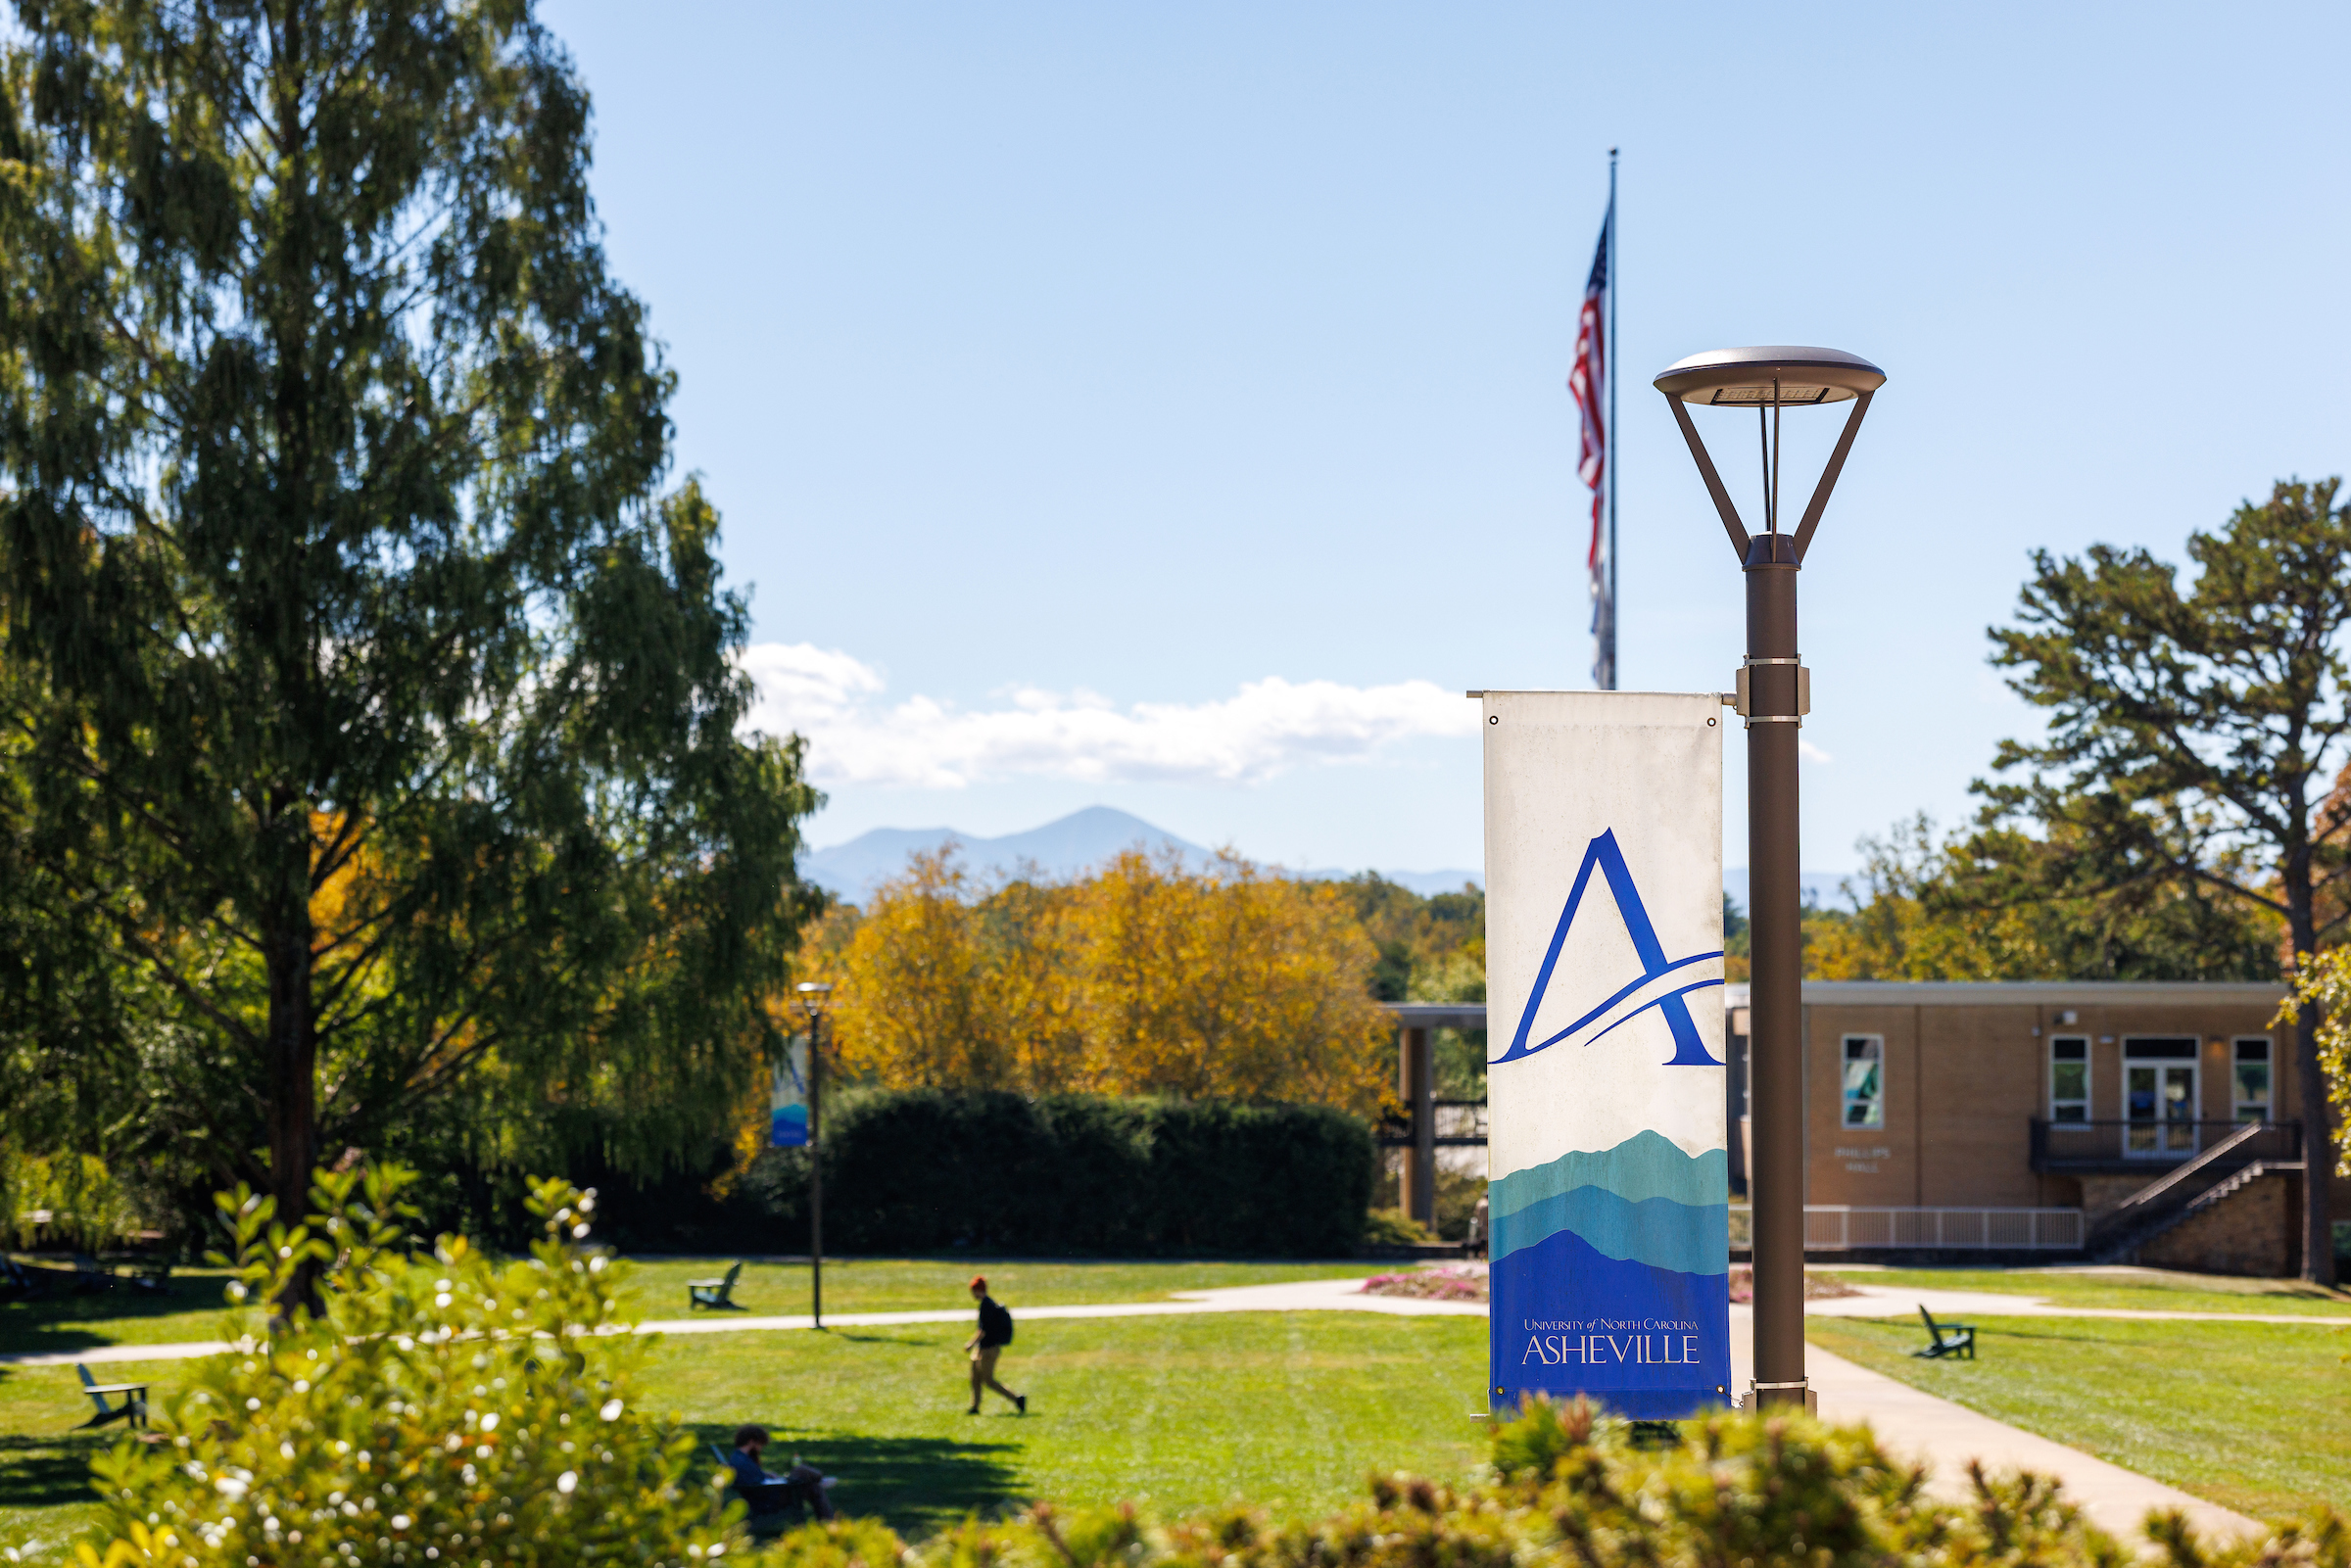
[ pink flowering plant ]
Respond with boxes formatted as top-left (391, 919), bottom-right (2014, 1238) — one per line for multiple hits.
top-left (1357, 1267), bottom-right (1485, 1302)
top-left (48, 1165), bottom-right (738, 1568)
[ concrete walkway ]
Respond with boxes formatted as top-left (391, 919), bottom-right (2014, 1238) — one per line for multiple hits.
top-left (1808, 1281), bottom-right (2350, 1327)
top-left (0, 1276), bottom-right (1484, 1369)
top-left (1723, 1303), bottom-right (2260, 1544)
top-left (0, 1275), bottom-right (2273, 1544)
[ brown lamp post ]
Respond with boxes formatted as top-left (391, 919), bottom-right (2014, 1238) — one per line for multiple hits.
top-left (1652, 346), bottom-right (1885, 1412)
top-left (795, 980), bottom-right (834, 1329)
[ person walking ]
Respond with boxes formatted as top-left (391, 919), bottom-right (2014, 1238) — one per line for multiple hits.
top-left (964, 1275), bottom-right (1026, 1415)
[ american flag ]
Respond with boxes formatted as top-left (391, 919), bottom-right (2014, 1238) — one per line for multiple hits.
top-left (1568, 204), bottom-right (1612, 689)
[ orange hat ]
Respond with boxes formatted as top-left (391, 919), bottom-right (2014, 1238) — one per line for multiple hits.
top-left (969, 1275), bottom-right (987, 1291)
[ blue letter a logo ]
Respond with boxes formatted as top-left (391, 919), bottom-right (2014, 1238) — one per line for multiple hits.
top-left (1492, 830), bottom-right (1723, 1069)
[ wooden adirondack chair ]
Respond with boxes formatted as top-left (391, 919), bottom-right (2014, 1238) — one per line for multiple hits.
top-left (74, 1365), bottom-right (149, 1431)
top-left (1911, 1307), bottom-right (1977, 1359)
top-left (687, 1261), bottom-right (744, 1309)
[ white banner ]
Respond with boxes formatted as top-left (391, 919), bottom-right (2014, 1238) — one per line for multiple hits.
top-left (1482, 690), bottom-right (1729, 1416)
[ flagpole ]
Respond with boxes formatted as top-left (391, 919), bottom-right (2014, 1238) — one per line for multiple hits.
top-left (1606, 148), bottom-right (1618, 691)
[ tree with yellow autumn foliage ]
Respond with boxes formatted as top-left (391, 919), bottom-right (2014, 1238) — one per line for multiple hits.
top-left (811, 847), bottom-right (1389, 1113)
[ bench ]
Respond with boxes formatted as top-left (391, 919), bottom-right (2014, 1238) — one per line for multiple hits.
top-left (687, 1261), bottom-right (744, 1310)
top-left (1911, 1306), bottom-right (1977, 1360)
top-left (124, 1259), bottom-right (172, 1294)
top-left (68, 1256), bottom-right (116, 1295)
top-left (74, 1365), bottom-right (149, 1432)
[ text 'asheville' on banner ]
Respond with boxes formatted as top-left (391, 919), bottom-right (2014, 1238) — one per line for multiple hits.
top-left (1481, 690), bottom-right (1730, 1418)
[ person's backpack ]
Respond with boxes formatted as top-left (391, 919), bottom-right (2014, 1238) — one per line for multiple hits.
top-left (980, 1297), bottom-right (1014, 1346)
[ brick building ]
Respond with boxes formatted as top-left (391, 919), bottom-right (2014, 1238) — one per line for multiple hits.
top-left (1722, 980), bottom-right (2351, 1275)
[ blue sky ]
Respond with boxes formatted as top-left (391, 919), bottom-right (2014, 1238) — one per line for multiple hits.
top-left (542, 1), bottom-right (2351, 879)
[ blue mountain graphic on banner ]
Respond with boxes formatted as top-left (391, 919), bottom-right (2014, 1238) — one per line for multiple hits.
top-left (1492, 829), bottom-right (1722, 1068)
top-left (1488, 1132), bottom-right (1729, 1275)
top-left (1490, 1129), bottom-right (1728, 1216)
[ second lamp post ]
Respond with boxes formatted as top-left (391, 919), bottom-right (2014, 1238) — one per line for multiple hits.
top-left (796, 980), bottom-right (833, 1328)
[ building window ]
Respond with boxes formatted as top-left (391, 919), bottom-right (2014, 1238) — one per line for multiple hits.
top-left (2049, 1036), bottom-right (2089, 1121)
top-left (2233, 1037), bottom-right (2272, 1122)
top-left (1841, 1035), bottom-right (1884, 1128)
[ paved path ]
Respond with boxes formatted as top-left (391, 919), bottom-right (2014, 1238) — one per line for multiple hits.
top-left (0, 1276), bottom-right (2274, 1544)
top-left (1723, 1303), bottom-right (2260, 1544)
top-left (0, 1277), bottom-right (1485, 1369)
top-left (1807, 1282), bottom-right (2350, 1327)
top-left (16, 1278), bottom-right (2331, 1371)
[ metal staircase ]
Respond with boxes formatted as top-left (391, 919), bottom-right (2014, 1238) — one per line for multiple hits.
top-left (2086, 1119), bottom-right (2303, 1263)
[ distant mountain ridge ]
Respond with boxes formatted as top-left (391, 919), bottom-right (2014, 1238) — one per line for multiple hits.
top-left (803, 809), bottom-right (1852, 911)
top-left (799, 807), bottom-right (1482, 902)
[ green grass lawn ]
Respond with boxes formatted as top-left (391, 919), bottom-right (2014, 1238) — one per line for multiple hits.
top-left (645, 1310), bottom-right (1488, 1538)
top-left (1806, 1313), bottom-right (2351, 1525)
top-left (618, 1257), bottom-right (1379, 1320)
top-left (1822, 1265), bottom-right (2351, 1317)
top-left (0, 1355), bottom-right (163, 1555)
top-left (0, 1263), bottom-right (250, 1357)
top-left (0, 1256), bottom-right (1378, 1359)
top-left (0, 1310), bottom-right (1488, 1554)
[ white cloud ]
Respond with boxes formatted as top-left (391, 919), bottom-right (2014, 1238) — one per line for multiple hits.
top-left (1799, 738), bottom-right (1834, 764)
top-left (738, 642), bottom-right (1480, 788)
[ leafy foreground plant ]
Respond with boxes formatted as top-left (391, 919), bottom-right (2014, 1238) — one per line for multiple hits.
top-left (767, 1397), bottom-right (2347, 1568)
top-left (16, 1165), bottom-right (735, 1568)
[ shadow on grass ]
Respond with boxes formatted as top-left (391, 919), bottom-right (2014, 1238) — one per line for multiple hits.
top-left (0, 1432), bottom-right (107, 1512)
top-left (689, 1424), bottom-right (1022, 1539)
top-left (827, 1332), bottom-right (948, 1348)
top-left (0, 1278), bottom-right (222, 1356)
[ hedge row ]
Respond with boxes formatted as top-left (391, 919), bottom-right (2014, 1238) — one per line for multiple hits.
top-left (735, 1090), bottom-right (1377, 1257)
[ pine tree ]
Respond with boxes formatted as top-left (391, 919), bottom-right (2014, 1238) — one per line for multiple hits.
top-left (1985, 478), bottom-right (2351, 1284)
top-left (0, 0), bottom-right (819, 1275)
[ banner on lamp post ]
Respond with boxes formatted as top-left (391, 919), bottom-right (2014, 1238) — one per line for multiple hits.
top-left (771, 1037), bottom-right (811, 1149)
top-left (1482, 690), bottom-right (1730, 1417)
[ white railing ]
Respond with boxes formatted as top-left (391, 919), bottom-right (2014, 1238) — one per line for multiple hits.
top-left (1799, 1206), bottom-right (2083, 1251)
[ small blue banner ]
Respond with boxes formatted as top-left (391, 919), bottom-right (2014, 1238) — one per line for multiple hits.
top-left (770, 1038), bottom-right (810, 1149)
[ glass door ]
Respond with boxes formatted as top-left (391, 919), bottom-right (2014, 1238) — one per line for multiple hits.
top-left (2125, 1062), bottom-right (2198, 1156)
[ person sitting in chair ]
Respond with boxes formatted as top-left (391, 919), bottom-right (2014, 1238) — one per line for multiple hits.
top-left (725, 1424), bottom-right (835, 1528)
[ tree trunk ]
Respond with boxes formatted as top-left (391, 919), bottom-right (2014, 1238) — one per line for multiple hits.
top-left (265, 821), bottom-right (320, 1319)
top-left (2286, 873), bottom-right (2337, 1286)
top-left (2293, 1002), bottom-right (2335, 1285)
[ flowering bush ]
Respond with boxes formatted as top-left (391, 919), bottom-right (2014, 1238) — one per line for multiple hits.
top-left (759, 1398), bottom-right (2342, 1568)
top-left (39, 1165), bottom-right (736, 1568)
top-left (1727, 1265), bottom-right (1862, 1303)
top-left (1356, 1267), bottom-right (1485, 1302)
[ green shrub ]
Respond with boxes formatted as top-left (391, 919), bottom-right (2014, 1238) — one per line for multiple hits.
top-left (1, 1148), bottom-right (146, 1252)
top-left (765, 1091), bottom-right (1375, 1257)
top-left (756, 1398), bottom-right (2345, 1568)
top-left (1360, 1209), bottom-right (1433, 1247)
top-left (33, 1166), bottom-right (739, 1568)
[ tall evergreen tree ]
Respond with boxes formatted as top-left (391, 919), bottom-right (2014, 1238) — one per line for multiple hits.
top-left (0, 0), bottom-right (820, 1255)
top-left (1985, 478), bottom-right (2351, 1284)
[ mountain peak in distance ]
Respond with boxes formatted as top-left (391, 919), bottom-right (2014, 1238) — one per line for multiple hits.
top-left (799, 806), bottom-right (1485, 902)
top-left (799, 807), bottom-right (1206, 900)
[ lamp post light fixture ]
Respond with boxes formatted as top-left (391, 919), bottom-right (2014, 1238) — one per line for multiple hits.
top-left (1653, 345), bottom-right (1885, 1413)
top-left (795, 981), bottom-right (835, 1329)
